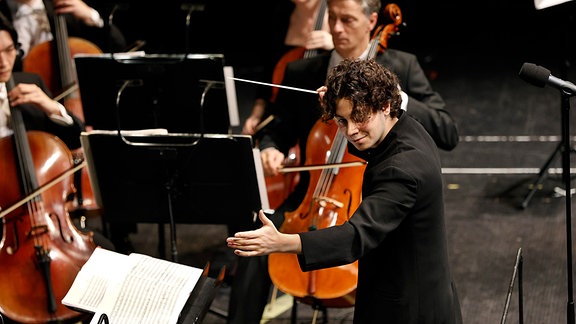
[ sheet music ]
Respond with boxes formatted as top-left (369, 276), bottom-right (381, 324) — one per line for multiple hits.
top-left (224, 66), bottom-right (240, 127)
top-left (84, 129), bottom-right (169, 136)
top-left (534, 0), bottom-right (572, 9)
top-left (63, 247), bottom-right (203, 324)
top-left (253, 148), bottom-right (270, 212)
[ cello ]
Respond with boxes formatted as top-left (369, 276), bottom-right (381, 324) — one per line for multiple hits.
top-left (267, 2), bottom-right (403, 312)
top-left (23, 0), bottom-right (104, 220)
top-left (0, 77), bottom-right (96, 323)
top-left (23, 0), bottom-right (102, 122)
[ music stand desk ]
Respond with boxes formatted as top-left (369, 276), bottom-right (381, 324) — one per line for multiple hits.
top-left (81, 130), bottom-right (268, 259)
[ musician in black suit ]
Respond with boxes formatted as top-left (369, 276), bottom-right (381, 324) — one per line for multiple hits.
top-left (0, 13), bottom-right (115, 255)
top-left (0, 0), bottom-right (133, 250)
top-left (0, 10), bottom-right (83, 147)
top-left (226, 0), bottom-right (459, 322)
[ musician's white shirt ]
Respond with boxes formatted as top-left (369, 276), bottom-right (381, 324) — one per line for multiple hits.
top-left (6, 0), bottom-right (104, 58)
top-left (7, 0), bottom-right (52, 58)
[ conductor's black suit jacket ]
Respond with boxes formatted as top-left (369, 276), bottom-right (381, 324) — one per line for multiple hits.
top-left (298, 111), bottom-right (462, 324)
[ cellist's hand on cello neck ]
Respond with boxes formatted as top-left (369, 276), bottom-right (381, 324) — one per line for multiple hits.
top-left (304, 30), bottom-right (334, 51)
top-left (227, 210), bottom-right (302, 257)
top-left (52, 0), bottom-right (103, 28)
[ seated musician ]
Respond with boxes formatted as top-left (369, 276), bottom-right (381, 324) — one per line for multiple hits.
top-left (0, 12), bottom-right (113, 251)
top-left (0, 0), bottom-right (126, 64)
top-left (0, 0), bottom-right (134, 251)
top-left (0, 12), bottom-right (82, 147)
top-left (242, 0), bottom-right (334, 135)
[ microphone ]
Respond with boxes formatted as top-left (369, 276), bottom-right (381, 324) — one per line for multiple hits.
top-left (519, 62), bottom-right (576, 95)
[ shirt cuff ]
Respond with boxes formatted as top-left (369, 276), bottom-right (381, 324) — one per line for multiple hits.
top-left (49, 102), bottom-right (74, 126)
top-left (400, 90), bottom-right (408, 111)
top-left (88, 8), bottom-right (104, 28)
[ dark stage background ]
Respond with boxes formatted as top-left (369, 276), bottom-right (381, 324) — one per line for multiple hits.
top-left (109, 0), bottom-right (575, 68)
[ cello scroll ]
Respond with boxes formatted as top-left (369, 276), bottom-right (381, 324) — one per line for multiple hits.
top-left (370, 3), bottom-right (404, 55)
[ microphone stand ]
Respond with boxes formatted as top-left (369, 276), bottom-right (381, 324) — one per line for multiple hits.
top-left (519, 60), bottom-right (576, 323)
top-left (563, 12), bottom-right (576, 324)
top-left (559, 89), bottom-right (575, 324)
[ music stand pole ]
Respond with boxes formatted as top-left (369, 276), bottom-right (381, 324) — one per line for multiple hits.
top-left (560, 90), bottom-right (575, 324)
top-left (166, 182), bottom-right (178, 263)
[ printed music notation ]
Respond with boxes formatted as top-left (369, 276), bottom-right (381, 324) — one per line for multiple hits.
top-left (62, 247), bottom-right (203, 324)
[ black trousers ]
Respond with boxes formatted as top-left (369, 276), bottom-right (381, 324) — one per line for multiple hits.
top-left (227, 201), bottom-right (292, 323)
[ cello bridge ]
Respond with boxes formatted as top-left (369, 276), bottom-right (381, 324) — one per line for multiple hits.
top-left (27, 225), bottom-right (49, 238)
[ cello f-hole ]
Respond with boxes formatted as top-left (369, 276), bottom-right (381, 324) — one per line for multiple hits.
top-left (49, 211), bottom-right (74, 243)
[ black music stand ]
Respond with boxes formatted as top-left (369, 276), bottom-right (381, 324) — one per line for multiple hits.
top-left (178, 263), bottom-right (227, 323)
top-left (81, 131), bottom-right (268, 262)
top-left (74, 53), bottom-right (235, 134)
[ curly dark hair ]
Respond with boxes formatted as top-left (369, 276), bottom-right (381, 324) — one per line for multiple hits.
top-left (321, 58), bottom-right (402, 123)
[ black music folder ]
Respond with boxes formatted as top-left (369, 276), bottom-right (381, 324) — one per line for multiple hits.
top-left (80, 130), bottom-right (269, 231)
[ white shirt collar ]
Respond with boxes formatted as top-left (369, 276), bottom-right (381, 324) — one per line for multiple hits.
top-left (0, 82), bottom-right (12, 137)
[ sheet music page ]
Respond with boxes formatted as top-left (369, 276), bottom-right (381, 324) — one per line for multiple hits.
top-left (63, 247), bottom-right (203, 324)
top-left (84, 129), bottom-right (169, 136)
top-left (103, 253), bottom-right (202, 323)
top-left (63, 247), bottom-right (129, 313)
top-left (253, 148), bottom-right (270, 211)
top-left (224, 66), bottom-right (240, 127)
top-left (534, 0), bottom-right (572, 9)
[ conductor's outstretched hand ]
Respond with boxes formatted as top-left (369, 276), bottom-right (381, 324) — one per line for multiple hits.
top-left (226, 210), bottom-right (302, 257)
